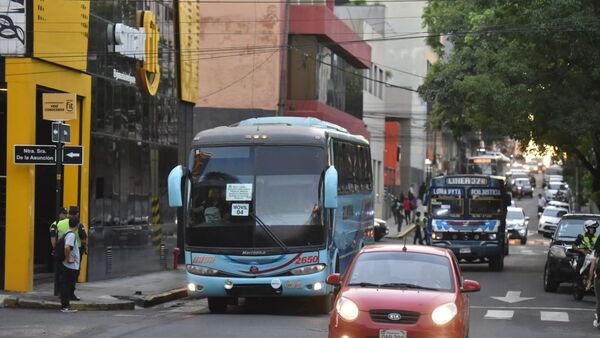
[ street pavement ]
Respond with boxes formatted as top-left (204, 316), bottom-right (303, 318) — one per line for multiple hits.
top-left (1, 175), bottom-right (599, 337)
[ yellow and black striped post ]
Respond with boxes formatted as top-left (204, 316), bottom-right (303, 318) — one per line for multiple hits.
top-left (151, 197), bottom-right (162, 251)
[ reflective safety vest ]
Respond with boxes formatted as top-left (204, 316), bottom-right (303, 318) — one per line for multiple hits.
top-left (581, 234), bottom-right (598, 251)
top-left (57, 218), bottom-right (81, 247)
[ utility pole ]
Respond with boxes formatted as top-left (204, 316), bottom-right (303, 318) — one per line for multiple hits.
top-left (277, 0), bottom-right (290, 116)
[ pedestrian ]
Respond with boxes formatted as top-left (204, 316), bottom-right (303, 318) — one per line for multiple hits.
top-left (418, 181), bottom-right (427, 203)
top-left (410, 193), bottom-right (418, 222)
top-left (413, 211), bottom-right (424, 245)
top-left (423, 212), bottom-right (430, 243)
top-left (403, 195), bottom-right (412, 225)
top-left (60, 216), bottom-right (80, 313)
top-left (50, 207), bottom-right (68, 296)
top-left (391, 197), bottom-right (400, 229)
top-left (57, 206), bottom-right (83, 300)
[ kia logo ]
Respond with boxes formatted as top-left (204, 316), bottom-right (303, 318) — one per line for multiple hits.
top-left (387, 313), bottom-right (402, 321)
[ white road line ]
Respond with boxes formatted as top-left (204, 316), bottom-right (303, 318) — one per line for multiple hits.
top-left (472, 305), bottom-right (594, 312)
top-left (540, 311), bottom-right (569, 322)
top-left (484, 310), bottom-right (514, 320)
top-left (114, 314), bottom-right (144, 317)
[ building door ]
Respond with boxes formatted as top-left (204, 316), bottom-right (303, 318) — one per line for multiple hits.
top-left (33, 88), bottom-right (58, 275)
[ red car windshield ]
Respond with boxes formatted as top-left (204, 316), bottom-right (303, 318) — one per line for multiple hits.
top-left (347, 251), bottom-right (455, 292)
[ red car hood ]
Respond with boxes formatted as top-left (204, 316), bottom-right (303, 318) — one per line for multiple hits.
top-left (341, 287), bottom-right (457, 314)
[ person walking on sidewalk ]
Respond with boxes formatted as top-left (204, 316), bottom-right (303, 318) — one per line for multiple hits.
top-left (403, 195), bottom-right (412, 226)
top-left (50, 207), bottom-right (68, 297)
top-left (391, 198), bottom-right (403, 233)
top-left (413, 211), bottom-right (424, 245)
top-left (60, 216), bottom-right (80, 313)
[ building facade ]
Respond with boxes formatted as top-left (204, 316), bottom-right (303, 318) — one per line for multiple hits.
top-left (1, 0), bottom-right (199, 291)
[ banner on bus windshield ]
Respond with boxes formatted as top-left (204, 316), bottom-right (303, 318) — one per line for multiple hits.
top-left (431, 188), bottom-right (463, 196)
top-left (469, 188), bottom-right (501, 197)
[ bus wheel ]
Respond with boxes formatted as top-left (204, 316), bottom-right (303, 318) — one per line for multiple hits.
top-left (208, 297), bottom-right (228, 313)
top-left (315, 293), bottom-right (333, 314)
top-left (488, 256), bottom-right (504, 272)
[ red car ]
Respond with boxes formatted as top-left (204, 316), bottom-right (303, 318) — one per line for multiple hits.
top-left (327, 244), bottom-right (480, 338)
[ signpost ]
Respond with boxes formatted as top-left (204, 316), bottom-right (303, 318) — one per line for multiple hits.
top-left (63, 146), bottom-right (83, 165)
top-left (14, 145), bottom-right (57, 165)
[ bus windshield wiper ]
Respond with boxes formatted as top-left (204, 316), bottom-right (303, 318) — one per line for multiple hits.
top-left (250, 212), bottom-right (289, 253)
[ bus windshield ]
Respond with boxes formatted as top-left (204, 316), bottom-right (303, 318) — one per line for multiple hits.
top-left (469, 197), bottom-right (503, 217)
top-left (186, 145), bottom-right (326, 250)
top-left (430, 197), bottom-right (463, 217)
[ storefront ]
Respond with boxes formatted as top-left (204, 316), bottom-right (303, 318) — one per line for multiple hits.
top-left (2, 0), bottom-right (199, 291)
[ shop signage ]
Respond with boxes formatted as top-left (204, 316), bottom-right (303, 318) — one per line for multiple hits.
top-left (113, 69), bottom-right (136, 85)
top-left (0, 0), bottom-right (26, 55)
top-left (42, 93), bottom-right (77, 121)
top-left (108, 10), bottom-right (160, 95)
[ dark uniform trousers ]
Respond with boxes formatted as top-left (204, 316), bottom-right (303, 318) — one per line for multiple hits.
top-left (60, 265), bottom-right (77, 308)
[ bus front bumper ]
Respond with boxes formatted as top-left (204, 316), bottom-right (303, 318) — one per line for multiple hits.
top-left (431, 240), bottom-right (502, 260)
top-left (185, 272), bottom-right (330, 298)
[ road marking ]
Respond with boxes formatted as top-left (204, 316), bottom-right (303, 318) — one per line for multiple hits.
top-left (114, 314), bottom-right (144, 317)
top-left (540, 311), bottom-right (569, 322)
top-left (491, 291), bottom-right (535, 304)
top-left (472, 306), bottom-right (594, 312)
top-left (484, 310), bottom-right (514, 320)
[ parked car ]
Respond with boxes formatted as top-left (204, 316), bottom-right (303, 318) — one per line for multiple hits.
top-left (545, 181), bottom-right (571, 202)
top-left (543, 214), bottom-right (600, 292)
top-left (374, 218), bottom-right (388, 242)
top-left (327, 245), bottom-right (480, 338)
top-left (506, 207), bottom-right (529, 244)
top-left (538, 206), bottom-right (569, 238)
top-left (546, 200), bottom-right (571, 213)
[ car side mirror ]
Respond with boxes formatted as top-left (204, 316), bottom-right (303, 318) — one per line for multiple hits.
top-left (461, 280), bottom-right (480, 293)
top-left (326, 273), bottom-right (341, 285)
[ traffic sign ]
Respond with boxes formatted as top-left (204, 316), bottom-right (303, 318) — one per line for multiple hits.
top-left (63, 146), bottom-right (83, 165)
top-left (14, 145), bottom-right (56, 165)
top-left (51, 122), bottom-right (71, 143)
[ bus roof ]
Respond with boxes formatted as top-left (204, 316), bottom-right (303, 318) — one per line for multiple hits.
top-left (191, 117), bottom-right (369, 146)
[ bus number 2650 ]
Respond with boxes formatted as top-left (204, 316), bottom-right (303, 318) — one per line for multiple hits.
top-left (295, 256), bottom-right (318, 264)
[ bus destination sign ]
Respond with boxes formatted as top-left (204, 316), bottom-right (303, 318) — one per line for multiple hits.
top-left (469, 188), bottom-right (501, 196)
top-left (445, 177), bottom-right (489, 186)
top-left (432, 188), bottom-right (463, 196)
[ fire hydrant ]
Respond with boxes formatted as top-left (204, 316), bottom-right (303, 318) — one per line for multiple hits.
top-left (173, 248), bottom-right (181, 270)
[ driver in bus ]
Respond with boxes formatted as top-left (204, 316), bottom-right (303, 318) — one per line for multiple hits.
top-left (193, 188), bottom-right (229, 224)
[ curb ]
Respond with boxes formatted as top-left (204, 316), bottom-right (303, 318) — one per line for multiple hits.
top-left (2, 296), bottom-right (135, 311)
top-left (385, 224), bottom-right (417, 240)
top-left (115, 287), bottom-right (189, 308)
top-left (1, 287), bottom-right (188, 311)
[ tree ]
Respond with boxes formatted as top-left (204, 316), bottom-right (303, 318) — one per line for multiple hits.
top-left (419, 0), bottom-right (600, 199)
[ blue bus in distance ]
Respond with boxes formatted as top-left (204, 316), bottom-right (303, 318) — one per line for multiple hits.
top-left (168, 117), bottom-right (374, 313)
top-left (427, 175), bottom-right (510, 271)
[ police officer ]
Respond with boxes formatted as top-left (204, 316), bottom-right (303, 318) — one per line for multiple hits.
top-left (50, 207), bottom-right (68, 296)
top-left (413, 211), bottom-right (424, 245)
top-left (572, 220), bottom-right (599, 283)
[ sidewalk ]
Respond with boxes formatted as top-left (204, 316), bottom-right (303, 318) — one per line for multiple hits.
top-left (1, 269), bottom-right (188, 311)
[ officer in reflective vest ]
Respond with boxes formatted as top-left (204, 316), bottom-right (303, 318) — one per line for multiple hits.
top-left (573, 220), bottom-right (599, 277)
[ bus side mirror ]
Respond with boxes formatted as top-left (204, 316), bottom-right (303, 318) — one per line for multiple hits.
top-left (324, 166), bottom-right (338, 209)
top-left (168, 165), bottom-right (190, 207)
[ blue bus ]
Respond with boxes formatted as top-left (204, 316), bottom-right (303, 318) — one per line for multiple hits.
top-left (167, 117), bottom-right (374, 313)
top-left (426, 175), bottom-right (510, 271)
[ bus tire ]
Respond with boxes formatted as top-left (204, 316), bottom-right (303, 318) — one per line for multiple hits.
top-left (208, 297), bottom-right (228, 313)
top-left (489, 255), bottom-right (504, 272)
top-left (315, 293), bottom-right (334, 314)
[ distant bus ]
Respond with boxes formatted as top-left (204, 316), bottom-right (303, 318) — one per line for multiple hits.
top-left (167, 117), bottom-right (374, 313)
top-left (426, 175), bottom-right (510, 271)
top-left (466, 155), bottom-right (510, 177)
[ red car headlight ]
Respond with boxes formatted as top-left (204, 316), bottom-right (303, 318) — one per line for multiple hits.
top-left (336, 297), bottom-right (359, 321)
top-left (431, 302), bottom-right (457, 325)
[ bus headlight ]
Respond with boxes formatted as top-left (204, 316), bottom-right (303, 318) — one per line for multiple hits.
top-left (290, 264), bottom-right (326, 275)
top-left (187, 265), bottom-right (220, 276)
top-left (431, 302), bottom-right (457, 325)
top-left (336, 297), bottom-right (359, 321)
top-left (489, 233), bottom-right (497, 240)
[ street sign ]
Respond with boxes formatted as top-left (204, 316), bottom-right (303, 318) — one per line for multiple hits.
top-left (51, 122), bottom-right (71, 143)
top-left (14, 145), bottom-right (56, 165)
top-left (63, 146), bottom-right (83, 165)
top-left (43, 93), bottom-right (77, 121)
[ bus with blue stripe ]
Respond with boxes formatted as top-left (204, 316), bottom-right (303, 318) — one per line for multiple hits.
top-left (426, 175), bottom-right (510, 271)
top-left (167, 117), bottom-right (374, 313)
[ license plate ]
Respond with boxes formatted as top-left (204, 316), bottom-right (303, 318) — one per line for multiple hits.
top-left (460, 247), bottom-right (471, 254)
top-left (379, 330), bottom-right (407, 338)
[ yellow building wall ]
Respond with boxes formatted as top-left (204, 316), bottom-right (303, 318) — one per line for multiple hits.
top-left (33, 0), bottom-right (90, 71)
top-left (4, 58), bottom-right (91, 292)
top-left (178, 1), bottom-right (200, 103)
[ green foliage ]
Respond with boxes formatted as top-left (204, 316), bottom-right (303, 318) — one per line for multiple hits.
top-left (419, 0), bottom-right (600, 197)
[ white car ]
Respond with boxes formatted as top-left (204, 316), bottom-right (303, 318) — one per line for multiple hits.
top-left (506, 206), bottom-right (529, 244)
top-left (546, 200), bottom-right (571, 213)
top-left (538, 206), bottom-right (569, 238)
top-left (545, 181), bottom-right (571, 201)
